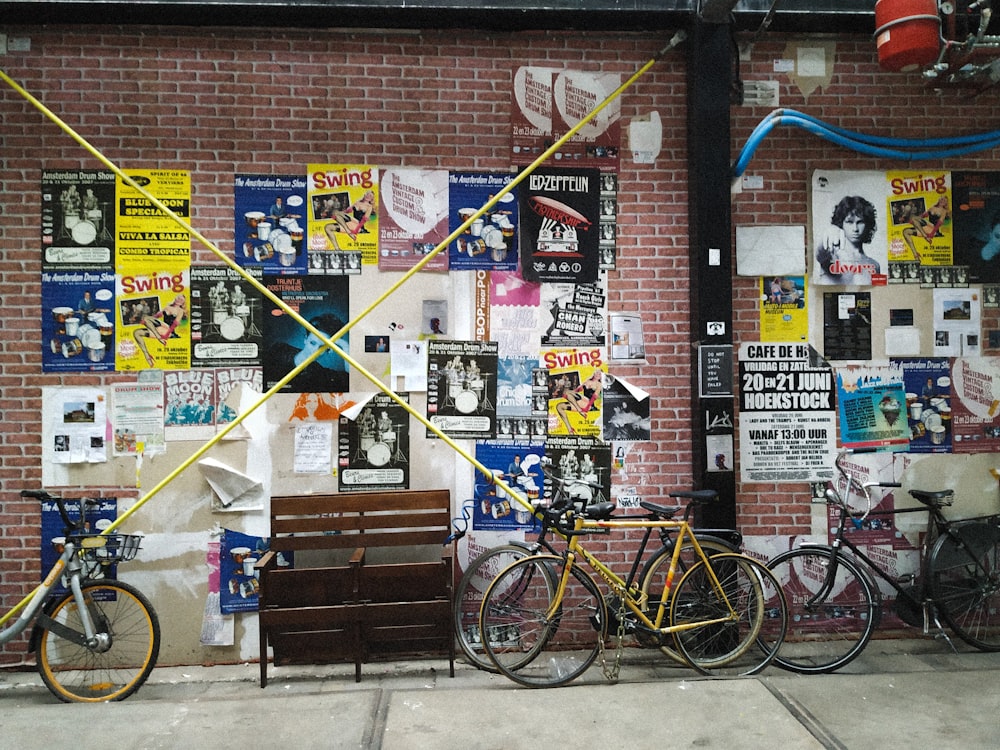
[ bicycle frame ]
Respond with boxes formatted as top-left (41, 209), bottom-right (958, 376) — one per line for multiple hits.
top-left (0, 540), bottom-right (99, 648)
top-left (546, 516), bottom-right (740, 636)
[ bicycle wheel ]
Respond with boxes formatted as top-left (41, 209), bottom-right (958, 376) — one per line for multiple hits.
top-left (930, 522), bottom-right (1000, 651)
top-left (764, 547), bottom-right (879, 674)
top-left (37, 579), bottom-right (160, 702)
top-left (670, 553), bottom-right (786, 676)
top-left (480, 555), bottom-right (606, 688)
top-left (638, 535), bottom-right (739, 664)
top-left (454, 542), bottom-right (545, 671)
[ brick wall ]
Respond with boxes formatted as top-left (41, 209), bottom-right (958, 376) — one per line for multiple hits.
top-left (2, 25), bottom-right (999, 664)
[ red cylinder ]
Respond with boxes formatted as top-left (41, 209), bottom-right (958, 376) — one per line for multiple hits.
top-left (874, 0), bottom-right (941, 73)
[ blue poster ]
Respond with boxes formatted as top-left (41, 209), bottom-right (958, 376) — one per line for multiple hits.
top-left (233, 173), bottom-right (308, 275)
top-left (220, 529), bottom-right (268, 614)
top-left (448, 172), bottom-right (519, 271)
top-left (836, 364), bottom-right (910, 451)
top-left (892, 357), bottom-right (952, 453)
top-left (41, 497), bottom-right (118, 595)
top-left (472, 440), bottom-right (544, 531)
top-left (41, 269), bottom-right (116, 372)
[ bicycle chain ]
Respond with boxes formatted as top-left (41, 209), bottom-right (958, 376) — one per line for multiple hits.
top-left (598, 594), bottom-right (628, 681)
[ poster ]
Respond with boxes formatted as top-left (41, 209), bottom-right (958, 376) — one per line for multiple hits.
top-left (886, 169), bottom-right (953, 268)
top-left (294, 422), bottom-right (334, 474)
top-left (112, 381), bottom-right (166, 456)
top-left (738, 342), bottom-right (837, 483)
top-left (952, 170), bottom-right (1000, 283)
top-left (190, 265), bottom-right (263, 369)
top-left (892, 358), bottom-right (952, 453)
top-left (549, 70), bottom-right (622, 169)
top-left (43, 386), bottom-right (108, 464)
top-left (306, 163), bottom-right (377, 266)
top-left (598, 170), bottom-right (618, 270)
top-left (338, 392), bottom-right (410, 491)
top-left (496, 355), bottom-right (535, 418)
top-left (543, 346), bottom-right (606, 437)
top-left (216, 367), bottom-right (263, 430)
top-left (41, 169), bottom-right (115, 268)
top-left (760, 275), bottom-right (807, 343)
top-left (835, 363), bottom-right (910, 450)
top-left (472, 440), bottom-right (544, 531)
top-left (41, 498), bottom-right (118, 595)
top-left (602, 374), bottom-right (651, 442)
top-left (518, 167), bottom-right (601, 284)
top-left (949, 356), bottom-right (1000, 452)
top-left (822, 292), bottom-right (872, 361)
top-left (219, 529), bottom-right (267, 614)
top-left (261, 274), bottom-right (350, 393)
top-left (377, 167), bottom-right (450, 271)
top-left (540, 275), bottom-right (608, 348)
top-left (41, 268), bottom-right (116, 372)
top-left (544, 434), bottom-right (612, 505)
top-left (164, 369), bottom-right (217, 441)
top-left (610, 313), bottom-right (646, 360)
top-left (426, 339), bottom-right (499, 440)
top-left (115, 169), bottom-right (191, 269)
top-left (233, 173), bottom-right (308, 275)
top-left (489, 269), bottom-right (541, 358)
top-left (510, 65), bottom-right (559, 161)
top-left (448, 172), bottom-right (519, 271)
top-left (115, 266), bottom-right (191, 371)
top-left (811, 170), bottom-right (888, 286)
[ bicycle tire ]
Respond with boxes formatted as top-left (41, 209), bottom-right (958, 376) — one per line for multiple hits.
top-left (670, 553), bottom-right (786, 676)
top-left (480, 555), bottom-right (606, 688)
top-left (637, 535), bottom-right (740, 664)
top-left (454, 542), bottom-right (550, 671)
top-left (930, 521), bottom-right (1000, 651)
top-left (37, 579), bottom-right (160, 702)
top-left (764, 547), bottom-right (879, 674)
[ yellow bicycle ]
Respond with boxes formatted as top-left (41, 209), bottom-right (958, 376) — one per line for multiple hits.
top-left (479, 502), bottom-right (787, 687)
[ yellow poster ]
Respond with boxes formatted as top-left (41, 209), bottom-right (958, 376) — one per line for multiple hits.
top-left (886, 170), bottom-right (953, 265)
top-left (115, 267), bottom-right (191, 371)
top-left (760, 275), bottom-right (807, 343)
top-left (115, 169), bottom-right (191, 269)
top-left (307, 164), bottom-right (379, 264)
top-left (543, 347), bottom-right (606, 437)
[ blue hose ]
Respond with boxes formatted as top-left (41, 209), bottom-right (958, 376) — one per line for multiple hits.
top-left (733, 109), bottom-right (1000, 177)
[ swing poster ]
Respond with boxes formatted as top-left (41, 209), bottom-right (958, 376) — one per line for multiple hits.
top-left (886, 170), bottom-right (953, 267)
top-left (338, 392), bottom-right (411, 492)
top-left (306, 163), bottom-right (379, 265)
top-left (114, 267), bottom-right (191, 371)
top-left (543, 346), bottom-right (606, 438)
top-left (41, 169), bottom-right (116, 268)
top-left (426, 339), bottom-right (499, 440)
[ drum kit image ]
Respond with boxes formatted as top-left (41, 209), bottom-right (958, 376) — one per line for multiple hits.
top-left (57, 185), bottom-right (112, 246)
top-left (355, 408), bottom-right (407, 468)
top-left (442, 357), bottom-right (494, 415)
top-left (207, 282), bottom-right (260, 342)
top-left (49, 305), bottom-right (113, 363)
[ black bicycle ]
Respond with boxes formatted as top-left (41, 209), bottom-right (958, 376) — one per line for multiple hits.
top-left (763, 450), bottom-right (1000, 674)
top-left (452, 463), bottom-right (741, 672)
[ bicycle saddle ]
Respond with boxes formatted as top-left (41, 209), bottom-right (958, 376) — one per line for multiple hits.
top-left (909, 489), bottom-right (954, 508)
top-left (639, 500), bottom-right (681, 518)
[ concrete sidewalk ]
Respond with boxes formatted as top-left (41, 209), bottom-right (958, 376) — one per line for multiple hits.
top-left (2, 638), bottom-right (999, 749)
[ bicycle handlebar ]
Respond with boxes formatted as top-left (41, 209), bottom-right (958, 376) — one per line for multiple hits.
top-left (829, 450), bottom-right (901, 520)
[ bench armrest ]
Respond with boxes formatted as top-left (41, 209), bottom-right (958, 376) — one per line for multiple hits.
top-left (255, 550), bottom-right (278, 573)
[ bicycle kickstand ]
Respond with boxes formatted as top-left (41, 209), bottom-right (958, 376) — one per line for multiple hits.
top-left (925, 607), bottom-right (958, 654)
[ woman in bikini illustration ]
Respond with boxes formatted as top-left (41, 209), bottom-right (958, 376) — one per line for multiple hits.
top-left (555, 369), bottom-right (602, 434)
top-left (134, 294), bottom-right (187, 367)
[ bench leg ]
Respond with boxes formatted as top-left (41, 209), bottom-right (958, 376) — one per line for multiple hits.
top-left (260, 627), bottom-right (268, 688)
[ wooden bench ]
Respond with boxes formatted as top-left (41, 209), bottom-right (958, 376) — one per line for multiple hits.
top-left (255, 489), bottom-right (454, 686)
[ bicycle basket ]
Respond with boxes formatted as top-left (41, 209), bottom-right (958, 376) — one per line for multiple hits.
top-left (70, 533), bottom-right (143, 564)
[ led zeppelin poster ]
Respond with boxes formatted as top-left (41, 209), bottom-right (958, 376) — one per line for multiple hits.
top-left (519, 167), bottom-right (601, 284)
